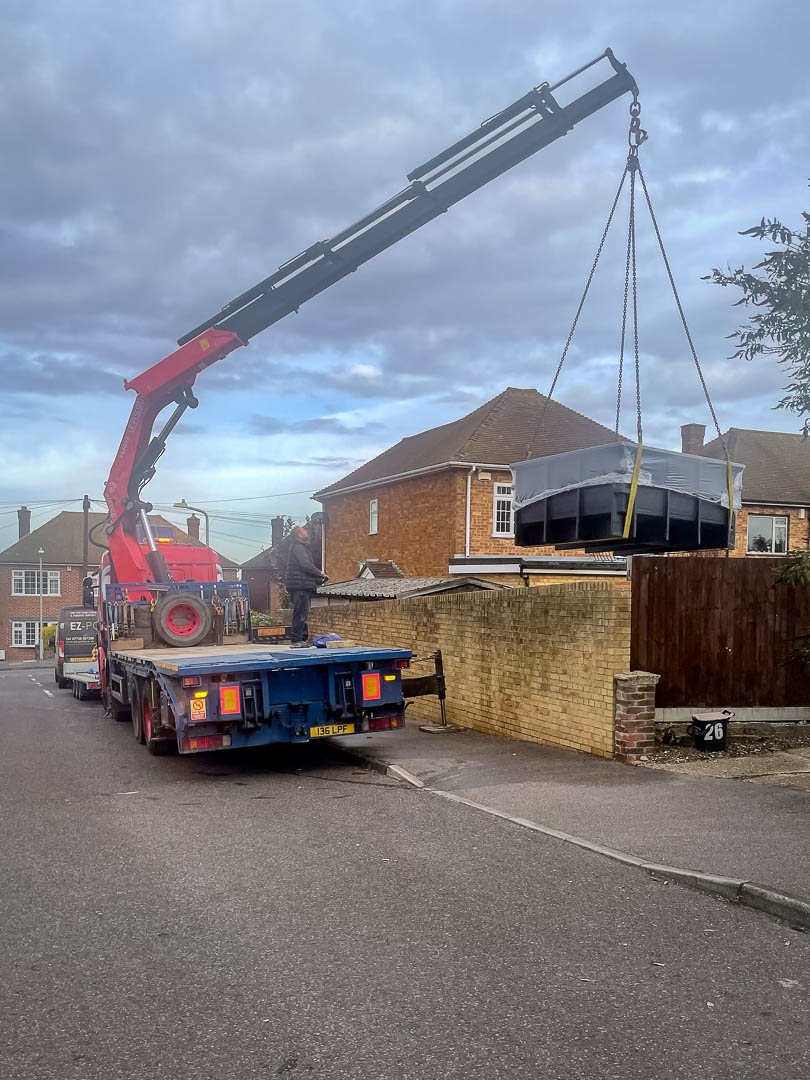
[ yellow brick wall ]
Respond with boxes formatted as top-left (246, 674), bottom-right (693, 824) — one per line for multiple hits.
top-left (312, 580), bottom-right (632, 759)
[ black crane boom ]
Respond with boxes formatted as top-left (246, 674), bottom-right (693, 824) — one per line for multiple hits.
top-left (178, 48), bottom-right (637, 348)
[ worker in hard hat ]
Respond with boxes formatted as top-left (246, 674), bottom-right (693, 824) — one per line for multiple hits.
top-left (284, 526), bottom-right (328, 648)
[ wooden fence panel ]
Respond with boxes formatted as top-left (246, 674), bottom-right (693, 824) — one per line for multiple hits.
top-left (631, 556), bottom-right (810, 707)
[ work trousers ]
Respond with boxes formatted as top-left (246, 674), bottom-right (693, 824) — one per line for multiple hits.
top-left (289, 589), bottom-right (312, 644)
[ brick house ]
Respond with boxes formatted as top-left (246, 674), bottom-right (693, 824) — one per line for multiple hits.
top-left (684, 424), bottom-right (810, 555)
top-left (0, 509), bottom-right (237, 662)
top-left (314, 387), bottom-right (622, 584)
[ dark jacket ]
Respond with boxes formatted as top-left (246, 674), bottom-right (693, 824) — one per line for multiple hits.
top-left (284, 538), bottom-right (326, 593)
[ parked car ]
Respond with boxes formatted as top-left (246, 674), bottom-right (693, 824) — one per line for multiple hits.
top-left (55, 606), bottom-right (97, 689)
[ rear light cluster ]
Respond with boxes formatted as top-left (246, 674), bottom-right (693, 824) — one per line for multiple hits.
top-left (396, 659), bottom-right (409, 669)
top-left (58, 642), bottom-right (65, 660)
top-left (182, 734), bottom-right (232, 752)
top-left (367, 715), bottom-right (404, 732)
top-left (182, 676), bottom-right (201, 688)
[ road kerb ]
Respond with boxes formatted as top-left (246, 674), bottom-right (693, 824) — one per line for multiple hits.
top-left (336, 743), bottom-right (810, 931)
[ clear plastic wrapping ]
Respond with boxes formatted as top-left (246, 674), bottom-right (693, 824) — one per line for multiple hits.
top-left (512, 442), bottom-right (743, 512)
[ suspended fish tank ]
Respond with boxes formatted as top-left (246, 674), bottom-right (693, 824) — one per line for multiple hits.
top-left (512, 442), bottom-right (744, 555)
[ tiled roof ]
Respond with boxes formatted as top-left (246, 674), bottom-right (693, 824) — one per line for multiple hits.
top-left (0, 511), bottom-right (237, 567)
top-left (702, 428), bottom-right (810, 505)
top-left (317, 577), bottom-right (505, 599)
top-left (315, 387), bottom-right (618, 498)
top-left (359, 560), bottom-right (404, 579)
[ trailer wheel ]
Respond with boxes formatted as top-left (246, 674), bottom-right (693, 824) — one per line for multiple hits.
top-left (153, 593), bottom-right (213, 648)
top-left (76, 682), bottom-right (86, 702)
top-left (142, 684), bottom-right (176, 755)
top-left (106, 690), bottom-right (131, 722)
top-left (130, 680), bottom-right (145, 743)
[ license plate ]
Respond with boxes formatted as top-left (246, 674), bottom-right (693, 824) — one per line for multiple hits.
top-left (309, 723), bottom-right (355, 738)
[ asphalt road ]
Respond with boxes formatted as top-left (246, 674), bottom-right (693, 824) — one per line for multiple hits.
top-left (1, 668), bottom-right (809, 1080)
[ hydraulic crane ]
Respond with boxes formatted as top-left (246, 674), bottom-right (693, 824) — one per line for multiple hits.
top-left (103, 49), bottom-right (637, 638)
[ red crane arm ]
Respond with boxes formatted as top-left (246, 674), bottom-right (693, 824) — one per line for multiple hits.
top-left (103, 329), bottom-right (243, 584)
top-left (101, 51), bottom-right (637, 588)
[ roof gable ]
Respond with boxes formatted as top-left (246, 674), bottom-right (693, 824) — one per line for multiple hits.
top-left (315, 387), bottom-right (617, 498)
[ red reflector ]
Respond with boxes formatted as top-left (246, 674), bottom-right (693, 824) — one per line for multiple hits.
top-left (396, 659), bottom-right (409, 669)
top-left (368, 715), bottom-right (402, 731)
top-left (362, 672), bottom-right (381, 701)
top-left (219, 684), bottom-right (241, 716)
top-left (182, 676), bottom-right (201, 687)
top-left (181, 734), bottom-right (231, 752)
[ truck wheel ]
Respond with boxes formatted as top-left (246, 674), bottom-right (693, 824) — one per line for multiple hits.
top-left (130, 680), bottom-right (145, 744)
top-left (56, 669), bottom-right (70, 690)
top-left (153, 593), bottom-right (213, 648)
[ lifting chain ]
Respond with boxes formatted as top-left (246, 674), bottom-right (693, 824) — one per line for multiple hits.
top-left (537, 95), bottom-right (728, 462)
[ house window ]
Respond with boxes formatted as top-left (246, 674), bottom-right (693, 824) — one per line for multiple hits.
top-left (746, 514), bottom-right (788, 554)
top-left (369, 499), bottom-right (378, 535)
top-left (11, 569), bottom-right (61, 596)
top-left (493, 484), bottom-right (514, 537)
top-left (11, 621), bottom-right (54, 648)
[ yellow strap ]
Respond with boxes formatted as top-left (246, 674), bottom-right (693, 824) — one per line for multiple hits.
top-left (622, 442), bottom-right (644, 539)
top-left (727, 458), bottom-right (735, 544)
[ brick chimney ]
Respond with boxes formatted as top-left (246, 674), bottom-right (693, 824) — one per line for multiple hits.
top-left (186, 514), bottom-right (201, 541)
top-left (271, 516), bottom-right (285, 548)
top-left (681, 423), bottom-right (706, 456)
top-left (18, 505), bottom-right (31, 539)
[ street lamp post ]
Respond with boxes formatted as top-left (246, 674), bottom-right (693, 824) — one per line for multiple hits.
top-left (173, 500), bottom-right (210, 547)
top-left (38, 547), bottom-right (44, 661)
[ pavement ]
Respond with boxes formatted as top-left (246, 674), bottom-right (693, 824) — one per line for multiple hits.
top-left (2, 667), bottom-right (810, 1079)
top-left (333, 720), bottom-right (810, 919)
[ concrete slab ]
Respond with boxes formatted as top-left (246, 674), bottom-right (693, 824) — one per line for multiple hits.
top-left (648, 749), bottom-right (810, 779)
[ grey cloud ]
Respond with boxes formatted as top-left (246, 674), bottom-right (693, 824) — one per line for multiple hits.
top-left (2, 0), bottom-right (809, 499)
top-left (248, 413), bottom-right (386, 436)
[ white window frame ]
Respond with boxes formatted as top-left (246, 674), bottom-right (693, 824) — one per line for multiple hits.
top-left (492, 484), bottom-right (514, 538)
top-left (369, 498), bottom-right (379, 536)
top-left (11, 621), bottom-right (41, 647)
top-left (11, 569), bottom-right (61, 596)
top-left (746, 514), bottom-right (789, 555)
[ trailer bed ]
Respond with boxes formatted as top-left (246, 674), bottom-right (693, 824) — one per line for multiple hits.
top-left (110, 642), bottom-right (407, 675)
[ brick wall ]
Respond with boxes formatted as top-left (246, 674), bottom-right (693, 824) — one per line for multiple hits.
top-left (312, 580), bottom-right (632, 758)
top-left (673, 506), bottom-right (809, 559)
top-left (322, 471), bottom-right (465, 581)
top-left (322, 466), bottom-right (591, 582)
top-left (0, 565), bottom-right (86, 661)
top-left (734, 506), bottom-right (808, 556)
top-left (467, 469), bottom-right (587, 559)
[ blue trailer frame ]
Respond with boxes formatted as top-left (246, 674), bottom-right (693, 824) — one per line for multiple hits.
top-left (108, 641), bottom-right (412, 754)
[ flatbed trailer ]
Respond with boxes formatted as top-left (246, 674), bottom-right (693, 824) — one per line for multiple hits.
top-left (67, 667), bottom-right (102, 701)
top-left (106, 639), bottom-right (412, 755)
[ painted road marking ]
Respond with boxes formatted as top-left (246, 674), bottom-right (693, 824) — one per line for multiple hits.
top-left (42, 689), bottom-right (54, 698)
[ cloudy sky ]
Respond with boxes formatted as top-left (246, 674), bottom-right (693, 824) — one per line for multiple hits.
top-left (2, 0), bottom-right (808, 559)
